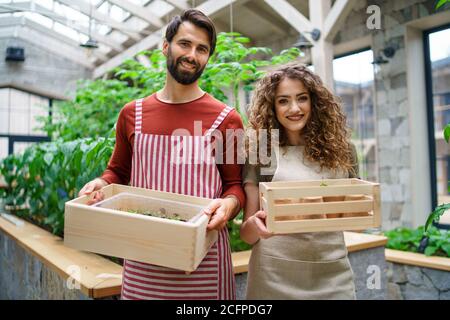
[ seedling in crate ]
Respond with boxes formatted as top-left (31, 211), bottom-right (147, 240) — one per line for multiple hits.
top-left (122, 208), bottom-right (187, 222)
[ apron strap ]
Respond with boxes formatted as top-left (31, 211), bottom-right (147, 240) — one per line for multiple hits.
top-left (204, 105), bottom-right (234, 137)
top-left (135, 98), bottom-right (144, 134)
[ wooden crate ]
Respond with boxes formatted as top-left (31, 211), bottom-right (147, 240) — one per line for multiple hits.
top-left (64, 184), bottom-right (218, 272)
top-left (260, 178), bottom-right (380, 234)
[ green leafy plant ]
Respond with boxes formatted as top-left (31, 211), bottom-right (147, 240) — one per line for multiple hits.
top-left (0, 134), bottom-right (114, 235)
top-left (436, 0), bottom-right (450, 10)
top-left (444, 123), bottom-right (450, 144)
top-left (425, 122), bottom-right (450, 233)
top-left (425, 203), bottom-right (450, 234)
top-left (228, 211), bottom-right (252, 252)
top-left (384, 226), bottom-right (450, 257)
top-left (201, 32), bottom-right (301, 122)
top-left (40, 80), bottom-right (142, 142)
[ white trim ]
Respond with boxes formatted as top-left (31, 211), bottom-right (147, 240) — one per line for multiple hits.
top-left (107, 0), bottom-right (164, 28)
top-left (404, 18), bottom-right (446, 227)
top-left (55, 0), bottom-right (141, 41)
top-left (323, 0), bottom-right (358, 42)
top-left (263, 0), bottom-right (314, 42)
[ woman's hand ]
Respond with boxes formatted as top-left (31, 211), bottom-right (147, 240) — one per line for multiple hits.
top-left (248, 210), bottom-right (273, 240)
top-left (78, 178), bottom-right (108, 205)
top-left (241, 182), bottom-right (274, 245)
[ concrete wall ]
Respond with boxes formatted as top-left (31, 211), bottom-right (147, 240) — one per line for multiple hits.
top-left (0, 37), bottom-right (91, 100)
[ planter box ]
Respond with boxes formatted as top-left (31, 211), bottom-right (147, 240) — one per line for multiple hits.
top-left (0, 212), bottom-right (122, 300)
top-left (260, 178), bottom-right (380, 234)
top-left (64, 184), bottom-right (217, 272)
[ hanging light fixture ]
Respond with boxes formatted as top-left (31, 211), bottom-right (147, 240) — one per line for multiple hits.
top-left (293, 34), bottom-right (313, 50)
top-left (80, 0), bottom-right (98, 54)
top-left (293, 28), bottom-right (321, 50)
top-left (371, 46), bottom-right (396, 65)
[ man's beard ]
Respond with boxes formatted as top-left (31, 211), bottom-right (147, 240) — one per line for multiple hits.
top-left (167, 47), bottom-right (206, 85)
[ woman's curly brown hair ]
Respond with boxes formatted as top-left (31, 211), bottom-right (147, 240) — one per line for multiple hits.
top-left (247, 63), bottom-right (354, 174)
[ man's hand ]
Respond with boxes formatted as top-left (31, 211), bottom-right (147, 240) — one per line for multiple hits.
top-left (78, 178), bottom-right (109, 205)
top-left (204, 196), bottom-right (240, 231)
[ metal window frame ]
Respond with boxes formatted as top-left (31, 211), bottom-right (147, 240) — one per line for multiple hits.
top-left (0, 87), bottom-right (52, 157)
top-left (333, 47), bottom-right (377, 181)
top-left (423, 23), bottom-right (450, 210)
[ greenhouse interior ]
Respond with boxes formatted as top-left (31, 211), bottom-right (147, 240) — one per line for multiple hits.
top-left (0, 0), bottom-right (449, 301)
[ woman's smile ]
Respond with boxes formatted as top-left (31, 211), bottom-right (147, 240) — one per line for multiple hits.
top-left (286, 114), bottom-right (305, 121)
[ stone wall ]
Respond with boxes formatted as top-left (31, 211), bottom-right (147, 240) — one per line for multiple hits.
top-left (0, 229), bottom-right (93, 300)
top-left (387, 262), bottom-right (450, 300)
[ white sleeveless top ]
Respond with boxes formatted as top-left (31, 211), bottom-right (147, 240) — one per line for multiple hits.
top-left (272, 145), bottom-right (347, 182)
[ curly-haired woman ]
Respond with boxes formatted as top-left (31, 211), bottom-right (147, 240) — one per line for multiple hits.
top-left (240, 63), bottom-right (359, 300)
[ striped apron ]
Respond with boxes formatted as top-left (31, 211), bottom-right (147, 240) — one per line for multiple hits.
top-left (121, 98), bottom-right (236, 300)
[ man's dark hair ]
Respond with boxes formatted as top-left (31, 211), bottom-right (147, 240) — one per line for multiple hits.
top-left (165, 9), bottom-right (217, 56)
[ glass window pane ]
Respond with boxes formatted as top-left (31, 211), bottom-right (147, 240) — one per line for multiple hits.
top-left (9, 89), bottom-right (30, 110)
top-left (0, 109), bottom-right (8, 134)
top-left (333, 50), bottom-right (377, 182)
top-left (429, 27), bottom-right (450, 204)
top-left (0, 88), bottom-right (9, 110)
top-left (30, 94), bottom-right (49, 136)
top-left (13, 142), bottom-right (33, 155)
top-left (0, 137), bottom-right (8, 162)
top-left (9, 109), bottom-right (30, 135)
top-left (30, 109), bottom-right (48, 136)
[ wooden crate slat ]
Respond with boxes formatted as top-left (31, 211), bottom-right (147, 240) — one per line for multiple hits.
top-left (260, 178), bottom-right (375, 189)
top-left (260, 179), bottom-right (381, 234)
top-left (270, 184), bottom-right (375, 199)
top-left (273, 223), bottom-right (377, 234)
top-left (263, 189), bottom-right (276, 231)
top-left (273, 198), bottom-right (373, 216)
top-left (272, 216), bottom-right (375, 234)
top-left (113, 184), bottom-right (210, 206)
top-left (194, 224), bottom-right (218, 268)
top-left (373, 184), bottom-right (381, 227)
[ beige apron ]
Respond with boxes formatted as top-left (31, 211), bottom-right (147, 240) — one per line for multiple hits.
top-left (246, 146), bottom-right (356, 300)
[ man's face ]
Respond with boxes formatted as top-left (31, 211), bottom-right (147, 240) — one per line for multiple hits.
top-left (163, 22), bottom-right (211, 85)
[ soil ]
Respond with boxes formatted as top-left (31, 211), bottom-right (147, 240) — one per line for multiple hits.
top-left (120, 208), bottom-right (187, 222)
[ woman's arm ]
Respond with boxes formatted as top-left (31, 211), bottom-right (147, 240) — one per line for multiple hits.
top-left (240, 182), bottom-right (272, 245)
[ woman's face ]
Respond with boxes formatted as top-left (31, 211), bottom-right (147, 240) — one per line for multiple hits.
top-left (274, 78), bottom-right (312, 138)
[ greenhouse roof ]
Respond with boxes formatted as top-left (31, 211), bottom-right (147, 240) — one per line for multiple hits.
top-left (0, 0), bottom-right (365, 81)
top-left (0, 0), bottom-right (195, 60)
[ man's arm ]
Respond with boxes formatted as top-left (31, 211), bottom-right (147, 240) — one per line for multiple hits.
top-left (101, 105), bottom-right (133, 185)
top-left (217, 109), bottom-right (246, 219)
